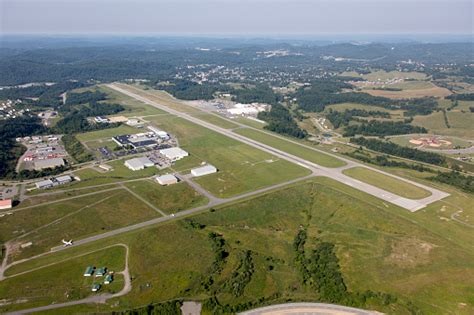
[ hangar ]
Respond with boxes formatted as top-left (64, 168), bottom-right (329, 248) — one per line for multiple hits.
top-left (159, 147), bottom-right (189, 161)
top-left (124, 157), bottom-right (154, 171)
top-left (191, 164), bottom-right (217, 177)
top-left (155, 174), bottom-right (178, 185)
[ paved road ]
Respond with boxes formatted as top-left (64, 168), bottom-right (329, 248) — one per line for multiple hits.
top-left (109, 83), bottom-right (450, 212)
top-left (239, 302), bottom-right (381, 315)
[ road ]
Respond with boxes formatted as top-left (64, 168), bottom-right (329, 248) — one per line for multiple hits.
top-left (239, 302), bottom-right (381, 315)
top-left (108, 83), bottom-right (450, 212)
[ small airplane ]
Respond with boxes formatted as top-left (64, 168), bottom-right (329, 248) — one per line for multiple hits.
top-left (62, 239), bottom-right (73, 247)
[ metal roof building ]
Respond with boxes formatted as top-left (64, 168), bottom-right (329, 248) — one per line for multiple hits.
top-left (35, 179), bottom-right (54, 189)
top-left (155, 174), bottom-right (178, 186)
top-left (124, 157), bottom-right (154, 171)
top-left (191, 165), bottom-right (217, 177)
top-left (55, 175), bottom-right (72, 185)
top-left (160, 147), bottom-right (189, 161)
top-left (33, 158), bottom-right (64, 170)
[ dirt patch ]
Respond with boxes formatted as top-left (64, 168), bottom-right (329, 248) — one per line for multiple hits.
top-left (385, 238), bottom-right (437, 267)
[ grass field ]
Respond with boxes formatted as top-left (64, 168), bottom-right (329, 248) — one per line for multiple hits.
top-left (342, 167), bottom-right (432, 199)
top-left (144, 115), bottom-right (311, 198)
top-left (233, 117), bottom-right (267, 129)
top-left (413, 111), bottom-right (474, 139)
top-left (362, 84), bottom-right (452, 99)
top-left (5, 175), bottom-right (473, 314)
top-left (123, 179), bottom-right (208, 213)
top-left (234, 127), bottom-right (346, 168)
top-left (76, 125), bottom-right (140, 142)
top-left (190, 112), bottom-right (240, 129)
top-left (0, 245), bottom-right (126, 313)
top-left (388, 134), bottom-right (472, 150)
top-left (9, 189), bottom-right (160, 261)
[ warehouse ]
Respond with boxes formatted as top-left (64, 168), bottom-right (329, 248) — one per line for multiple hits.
top-left (124, 157), bottom-right (154, 171)
top-left (0, 199), bottom-right (12, 210)
top-left (55, 175), bottom-right (72, 185)
top-left (160, 147), bottom-right (189, 161)
top-left (33, 157), bottom-right (65, 170)
top-left (155, 174), bottom-right (178, 185)
top-left (35, 179), bottom-right (54, 189)
top-left (191, 164), bottom-right (217, 177)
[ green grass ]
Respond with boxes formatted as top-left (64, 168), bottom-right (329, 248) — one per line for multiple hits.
top-left (190, 113), bottom-right (240, 129)
top-left (76, 125), bottom-right (140, 142)
top-left (9, 189), bottom-right (160, 262)
top-left (234, 127), bottom-right (346, 168)
top-left (4, 176), bottom-right (474, 314)
top-left (413, 111), bottom-right (474, 139)
top-left (145, 115), bottom-right (311, 198)
top-left (233, 117), bottom-right (267, 129)
top-left (0, 245), bottom-right (126, 313)
top-left (123, 179), bottom-right (209, 213)
top-left (343, 167), bottom-right (432, 199)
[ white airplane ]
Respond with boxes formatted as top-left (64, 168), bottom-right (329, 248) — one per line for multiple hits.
top-left (62, 239), bottom-right (73, 247)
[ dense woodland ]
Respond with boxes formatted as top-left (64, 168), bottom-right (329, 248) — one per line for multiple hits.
top-left (326, 109), bottom-right (390, 129)
top-left (343, 121), bottom-right (427, 137)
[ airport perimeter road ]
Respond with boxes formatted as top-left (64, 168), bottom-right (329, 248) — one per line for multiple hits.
top-left (239, 302), bottom-right (381, 315)
top-left (108, 84), bottom-right (450, 211)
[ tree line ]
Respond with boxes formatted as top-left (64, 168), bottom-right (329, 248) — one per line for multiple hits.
top-left (343, 120), bottom-right (427, 137)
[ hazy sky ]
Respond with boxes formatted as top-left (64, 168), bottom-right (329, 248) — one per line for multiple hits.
top-left (1, 0), bottom-right (472, 35)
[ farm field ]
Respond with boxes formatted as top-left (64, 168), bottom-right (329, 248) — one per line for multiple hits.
top-left (361, 84), bottom-right (451, 99)
top-left (146, 115), bottom-right (311, 198)
top-left (234, 127), bottom-right (346, 168)
top-left (413, 111), bottom-right (474, 139)
top-left (123, 179), bottom-right (208, 213)
top-left (8, 188), bottom-right (160, 262)
top-left (4, 176), bottom-right (473, 314)
top-left (342, 167), bottom-right (432, 199)
top-left (0, 245), bottom-right (126, 313)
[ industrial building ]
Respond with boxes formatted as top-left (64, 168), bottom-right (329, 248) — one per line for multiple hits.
top-left (191, 164), bottom-right (217, 177)
top-left (33, 157), bottom-right (65, 170)
top-left (147, 126), bottom-right (170, 140)
top-left (0, 199), bottom-right (12, 210)
top-left (35, 175), bottom-right (73, 189)
top-left (124, 157), bottom-right (154, 171)
top-left (159, 147), bottom-right (189, 161)
top-left (155, 174), bottom-right (178, 185)
top-left (113, 133), bottom-right (159, 149)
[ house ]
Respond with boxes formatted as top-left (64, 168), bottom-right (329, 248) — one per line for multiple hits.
top-left (91, 283), bottom-right (101, 292)
top-left (104, 274), bottom-right (113, 284)
top-left (155, 174), bottom-right (178, 186)
top-left (124, 157), bottom-right (154, 171)
top-left (191, 165), bottom-right (217, 177)
top-left (159, 147), bottom-right (189, 161)
top-left (0, 199), bottom-right (12, 210)
top-left (84, 266), bottom-right (95, 277)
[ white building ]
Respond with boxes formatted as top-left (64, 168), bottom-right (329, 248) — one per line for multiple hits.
top-left (124, 157), bottom-right (154, 171)
top-left (191, 164), bottom-right (217, 177)
top-left (155, 174), bottom-right (178, 185)
top-left (160, 147), bottom-right (189, 161)
top-left (55, 175), bottom-right (72, 185)
top-left (35, 179), bottom-right (54, 189)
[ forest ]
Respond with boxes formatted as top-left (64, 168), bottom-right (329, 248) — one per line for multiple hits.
top-left (343, 121), bottom-right (427, 137)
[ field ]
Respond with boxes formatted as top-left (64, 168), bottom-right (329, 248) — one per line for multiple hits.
top-left (5, 188), bottom-right (160, 262)
top-left (190, 112), bottom-right (240, 129)
top-left (3, 176), bottom-right (473, 314)
top-left (388, 134), bottom-right (472, 150)
top-left (123, 179), bottom-right (208, 213)
top-left (145, 115), bottom-right (311, 198)
top-left (361, 84), bottom-right (452, 99)
top-left (75, 125), bottom-right (140, 143)
top-left (413, 110), bottom-right (474, 139)
top-left (342, 167), bottom-right (432, 199)
top-left (234, 127), bottom-right (346, 168)
top-left (0, 245), bottom-right (126, 313)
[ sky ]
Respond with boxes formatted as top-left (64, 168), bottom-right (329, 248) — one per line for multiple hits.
top-left (1, 0), bottom-right (472, 35)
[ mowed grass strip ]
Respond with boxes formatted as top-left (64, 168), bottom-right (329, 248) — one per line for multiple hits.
top-left (190, 112), bottom-right (240, 129)
top-left (11, 189), bottom-right (160, 262)
top-left (234, 127), bottom-right (346, 168)
top-left (0, 245), bottom-right (126, 313)
top-left (76, 125), bottom-right (140, 142)
top-left (123, 180), bottom-right (209, 213)
top-left (343, 167), bottom-right (432, 199)
top-left (146, 115), bottom-right (311, 198)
